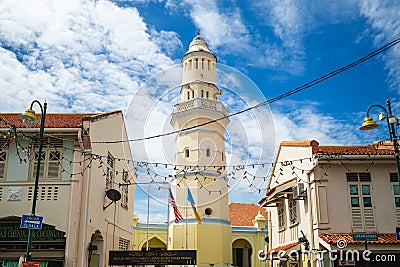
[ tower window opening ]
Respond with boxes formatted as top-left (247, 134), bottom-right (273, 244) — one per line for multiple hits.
top-left (207, 60), bottom-right (210, 70)
top-left (192, 91), bottom-right (194, 98)
top-left (201, 90), bottom-right (204, 98)
top-left (205, 207), bottom-right (213, 216)
top-left (184, 149), bottom-right (190, 158)
top-left (206, 148), bottom-right (211, 157)
top-left (188, 60), bottom-right (192, 70)
top-left (195, 58), bottom-right (198, 69)
top-left (201, 59), bottom-right (204, 69)
top-left (187, 91), bottom-right (190, 100)
top-left (206, 91), bottom-right (209, 98)
top-left (222, 152), bottom-right (224, 160)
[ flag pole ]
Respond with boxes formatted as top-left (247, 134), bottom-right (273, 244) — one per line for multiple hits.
top-left (146, 182), bottom-right (150, 251)
top-left (185, 179), bottom-right (188, 250)
top-left (166, 182), bottom-right (170, 250)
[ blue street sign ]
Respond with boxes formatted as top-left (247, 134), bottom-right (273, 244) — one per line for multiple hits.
top-left (20, 215), bottom-right (43, 230)
top-left (396, 227), bottom-right (400, 241)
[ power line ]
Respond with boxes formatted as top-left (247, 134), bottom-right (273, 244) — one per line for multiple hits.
top-left (87, 36), bottom-right (400, 144)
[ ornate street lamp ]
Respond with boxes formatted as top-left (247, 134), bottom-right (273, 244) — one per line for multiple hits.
top-left (359, 99), bottom-right (400, 187)
top-left (19, 100), bottom-right (47, 260)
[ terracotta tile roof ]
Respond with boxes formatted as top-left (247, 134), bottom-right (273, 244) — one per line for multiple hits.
top-left (268, 242), bottom-right (298, 253)
top-left (229, 202), bottom-right (267, 226)
top-left (315, 145), bottom-right (393, 156)
top-left (319, 233), bottom-right (400, 245)
top-left (0, 111), bottom-right (121, 129)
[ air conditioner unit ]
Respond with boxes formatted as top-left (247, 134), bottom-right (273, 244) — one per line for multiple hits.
top-left (293, 183), bottom-right (307, 199)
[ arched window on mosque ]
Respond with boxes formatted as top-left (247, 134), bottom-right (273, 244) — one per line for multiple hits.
top-left (206, 148), bottom-right (211, 157)
top-left (184, 149), bottom-right (190, 158)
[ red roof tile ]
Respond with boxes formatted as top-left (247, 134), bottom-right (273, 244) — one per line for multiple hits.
top-left (0, 111), bottom-right (121, 129)
top-left (268, 242), bottom-right (298, 253)
top-left (229, 202), bottom-right (267, 226)
top-left (316, 145), bottom-right (393, 156)
top-left (319, 233), bottom-right (400, 245)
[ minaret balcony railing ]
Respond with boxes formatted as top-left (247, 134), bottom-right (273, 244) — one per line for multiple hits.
top-left (174, 98), bottom-right (228, 115)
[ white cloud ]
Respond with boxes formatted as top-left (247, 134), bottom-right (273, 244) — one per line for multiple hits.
top-left (0, 0), bottom-right (180, 113)
top-left (358, 0), bottom-right (400, 94)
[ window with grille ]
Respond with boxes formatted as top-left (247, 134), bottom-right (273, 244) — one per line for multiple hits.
top-left (30, 149), bottom-right (62, 180)
top-left (390, 173), bottom-right (400, 226)
top-left (106, 153), bottom-right (115, 190)
top-left (289, 199), bottom-right (297, 224)
top-left (121, 170), bottom-right (129, 209)
top-left (119, 237), bottom-right (130, 250)
top-left (278, 206), bottom-right (285, 229)
top-left (346, 172), bottom-right (374, 230)
top-left (0, 150), bottom-right (7, 180)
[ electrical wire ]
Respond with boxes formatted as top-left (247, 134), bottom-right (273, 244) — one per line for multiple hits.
top-left (85, 36), bottom-right (400, 144)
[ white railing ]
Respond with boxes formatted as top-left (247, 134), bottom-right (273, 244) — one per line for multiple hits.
top-left (174, 98), bottom-right (229, 115)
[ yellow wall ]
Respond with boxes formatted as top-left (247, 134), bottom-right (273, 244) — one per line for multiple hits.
top-left (134, 223), bottom-right (269, 267)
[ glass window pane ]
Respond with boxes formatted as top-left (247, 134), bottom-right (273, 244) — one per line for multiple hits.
top-left (363, 197), bottom-right (372, 207)
top-left (351, 197), bottom-right (359, 207)
top-left (49, 151), bottom-right (61, 160)
top-left (349, 185), bottom-right (358, 195)
top-left (394, 185), bottom-right (400, 195)
top-left (395, 197), bottom-right (400, 207)
top-left (362, 185), bottom-right (371, 195)
top-left (35, 151), bottom-right (45, 161)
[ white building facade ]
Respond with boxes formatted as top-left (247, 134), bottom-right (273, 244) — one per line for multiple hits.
top-left (259, 140), bottom-right (400, 267)
top-left (0, 111), bottom-right (136, 267)
top-left (168, 34), bottom-right (232, 267)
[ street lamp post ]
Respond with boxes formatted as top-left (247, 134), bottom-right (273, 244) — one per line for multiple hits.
top-left (359, 99), bottom-right (400, 188)
top-left (19, 100), bottom-right (47, 261)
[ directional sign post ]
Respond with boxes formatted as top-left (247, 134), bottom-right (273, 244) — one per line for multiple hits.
top-left (20, 215), bottom-right (43, 230)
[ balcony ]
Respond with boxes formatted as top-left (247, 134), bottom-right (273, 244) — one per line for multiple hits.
top-left (173, 98), bottom-right (229, 115)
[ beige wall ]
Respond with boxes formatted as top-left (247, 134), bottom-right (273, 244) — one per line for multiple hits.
top-left (70, 112), bottom-right (136, 267)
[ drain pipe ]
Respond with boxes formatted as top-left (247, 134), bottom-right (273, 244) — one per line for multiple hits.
top-left (306, 164), bottom-right (317, 267)
top-left (79, 128), bottom-right (92, 267)
top-left (66, 129), bottom-right (83, 267)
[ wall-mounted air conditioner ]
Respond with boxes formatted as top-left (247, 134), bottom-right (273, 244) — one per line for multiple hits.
top-left (293, 183), bottom-right (307, 199)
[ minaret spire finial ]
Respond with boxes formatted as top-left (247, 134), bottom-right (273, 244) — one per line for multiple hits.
top-left (197, 28), bottom-right (201, 36)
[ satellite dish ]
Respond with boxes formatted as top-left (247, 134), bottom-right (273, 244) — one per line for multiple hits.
top-left (106, 189), bottom-right (121, 202)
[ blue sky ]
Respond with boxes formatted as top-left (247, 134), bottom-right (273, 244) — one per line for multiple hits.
top-left (1, 0), bottom-right (400, 222)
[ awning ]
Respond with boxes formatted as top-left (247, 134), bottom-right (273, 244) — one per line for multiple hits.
top-left (264, 178), bottom-right (297, 204)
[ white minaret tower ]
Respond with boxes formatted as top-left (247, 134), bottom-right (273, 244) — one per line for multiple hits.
top-left (169, 34), bottom-right (231, 266)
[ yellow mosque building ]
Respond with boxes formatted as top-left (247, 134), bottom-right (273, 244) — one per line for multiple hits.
top-left (133, 203), bottom-right (268, 267)
top-left (132, 35), bottom-right (269, 267)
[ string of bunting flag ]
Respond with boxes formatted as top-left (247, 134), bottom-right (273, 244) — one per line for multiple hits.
top-left (0, 123), bottom-right (392, 193)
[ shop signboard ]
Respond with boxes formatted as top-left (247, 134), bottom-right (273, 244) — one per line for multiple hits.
top-left (0, 223), bottom-right (65, 242)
